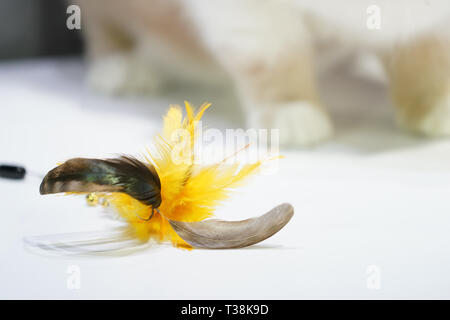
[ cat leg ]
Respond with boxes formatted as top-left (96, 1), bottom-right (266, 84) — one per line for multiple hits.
top-left (383, 34), bottom-right (450, 136)
top-left (189, 1), bottom-right (333, 147)
top-left (86, 50), bottom-right (165, 95)
top-left (237, 44), bottom-right (333, 147)
top-left (81, 12), bottom-right (163, 95)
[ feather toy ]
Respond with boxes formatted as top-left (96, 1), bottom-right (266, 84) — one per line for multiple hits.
top-left (36, 102), bottom-right (293, 251)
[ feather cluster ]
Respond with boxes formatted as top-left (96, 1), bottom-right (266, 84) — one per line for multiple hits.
top-left (103, 102), bottom-right (263, 248)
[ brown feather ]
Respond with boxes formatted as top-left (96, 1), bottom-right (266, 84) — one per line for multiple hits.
top-left (40, 156), bottom-right (161, 207)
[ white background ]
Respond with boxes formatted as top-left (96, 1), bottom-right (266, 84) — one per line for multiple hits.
top-left (1, 58), bottom-right (450, 299)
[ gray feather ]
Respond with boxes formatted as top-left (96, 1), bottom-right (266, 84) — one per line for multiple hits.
top-left (168, 203), bottom-right (294, 249)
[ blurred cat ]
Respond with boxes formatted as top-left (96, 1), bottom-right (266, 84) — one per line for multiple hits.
top-left (75, 0), bottom-right (450, 147)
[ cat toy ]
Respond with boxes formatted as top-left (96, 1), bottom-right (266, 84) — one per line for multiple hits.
top-left (35, 102), bottom-right (293, 250)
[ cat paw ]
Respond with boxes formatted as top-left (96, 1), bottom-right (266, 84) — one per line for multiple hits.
top-left (398, 95), bottom-right (450, 137)
top-left (248, 101), bottom-right (333, 147)
top-left (86, 54), bottom-right (163, 95)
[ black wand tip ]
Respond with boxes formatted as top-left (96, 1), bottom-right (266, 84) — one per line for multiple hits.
top-left (0, 165), bottom-right (26, 180)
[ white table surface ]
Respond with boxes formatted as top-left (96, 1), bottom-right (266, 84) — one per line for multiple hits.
top-left (1, 58), bottom-right (450, 299)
